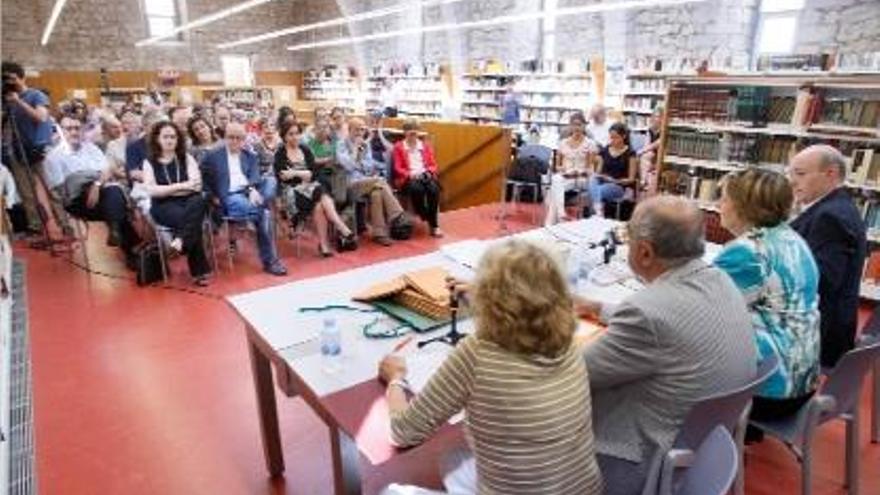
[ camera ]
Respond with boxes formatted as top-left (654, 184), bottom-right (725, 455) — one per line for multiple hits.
top-left (2, 74), bottom-right (16, 97)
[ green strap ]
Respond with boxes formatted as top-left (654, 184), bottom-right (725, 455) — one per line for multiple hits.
top-left (299, 305), bottom-right (410, 339)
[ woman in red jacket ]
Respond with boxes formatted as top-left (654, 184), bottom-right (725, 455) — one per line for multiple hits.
top-left (392, 119), bottom-right (443, 237)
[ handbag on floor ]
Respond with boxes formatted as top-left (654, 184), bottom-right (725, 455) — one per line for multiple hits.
top-left (136, 242), bottom-right (164, 286)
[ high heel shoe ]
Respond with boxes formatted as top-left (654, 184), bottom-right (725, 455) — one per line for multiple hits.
top-left (337, 232), bottom-right (358, 252)
top-left (319, 245), bottom-right (334, 258)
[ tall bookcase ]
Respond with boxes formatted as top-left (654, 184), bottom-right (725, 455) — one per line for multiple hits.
top-left (621, 72), bottom-right (682, 132)
top-left (365, 63), bottom-right (447, 119)
top-left (460, 60), bottom-right (595, 142)
top-left (655, 74), bottom-right (880, 294)
top-left (301, 68), bottom-right (364, 114)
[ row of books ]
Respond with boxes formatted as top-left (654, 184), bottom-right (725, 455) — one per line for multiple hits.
top-left (624, 114), bottom-right (651, 130)
top-left (368, 62), bottom-right (443, 78)
top-left (849, 149), bottom-right (880, 185)
top-left (659, 168), bottom-right (726, 203)
top-left (667, 87), bottom-right (733, 122)
top-left (819, 98), bottom-right (880, 129)
top-left (666, 130), bottom-right (722, 160)
top-left (623, 96), bottom-right (661, 112)
top-left (467, 59), bottom-right (592, 75)
top-left (464, 78), bottom-right (591, 93)
top-left (626, 78), bottom-right (667, 93)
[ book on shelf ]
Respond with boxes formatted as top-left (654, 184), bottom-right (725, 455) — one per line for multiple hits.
top-left (850, 149), bottom-right (880, 185)
top-left (816, 98), bottom-right (880, 129)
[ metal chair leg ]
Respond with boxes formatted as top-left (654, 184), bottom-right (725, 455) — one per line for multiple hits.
top-left (845, 407), bottom-right (860, 494)
top-left (802, 432), bottom-right (814, 495)
top-left (224, 220), bottom-right (234, 272)
top-left (734, 402), bottom-right (751, 495)
top-left (872, 360), bottom-right (879, 443)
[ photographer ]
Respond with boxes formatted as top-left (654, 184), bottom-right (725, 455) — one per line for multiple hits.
top-left (392, 119), bottom-right (443, 238)
top-left (337, 117), bottom-right (409, 246)
top-left (2, 61), bottom-right (55, 235)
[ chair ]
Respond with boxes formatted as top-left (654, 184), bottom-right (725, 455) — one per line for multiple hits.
top-left (750, 342), bottom-right (880, 495)
top-left (499, 145), bottom-right (551, 226)
top-left (856, 306), bottom-right (880, 444)
top-left (150, 216), bottom-right (216, 282)
top-left (661, 426), bottom-right (738, 495)
top-left (646, 354), bottom-right (779, 495)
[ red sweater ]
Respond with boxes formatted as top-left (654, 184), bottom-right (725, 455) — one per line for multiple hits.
top-left (392, 140), bottom-right (438, 189)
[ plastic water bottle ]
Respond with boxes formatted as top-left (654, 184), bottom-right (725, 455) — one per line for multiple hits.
top-left (320, 317), bottom-right (342, 373)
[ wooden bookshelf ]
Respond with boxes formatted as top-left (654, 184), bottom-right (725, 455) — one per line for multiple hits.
top-left (657, 74), bottom-right (880, 208)
top-left (620, 71), bottom-right (680, 133)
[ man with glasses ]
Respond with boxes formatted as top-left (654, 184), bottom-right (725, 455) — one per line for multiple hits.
top-left (44, 115), bottom-right (137, 256)
top-left (201, 122), bottom-right (286, 276)
top-left (789, 144), bottom-right (866, 367)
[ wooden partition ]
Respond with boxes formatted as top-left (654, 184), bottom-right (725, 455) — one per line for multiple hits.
top-left (25, 70), bottom-right (303, 106)
top-left (384, 119), bottom-right (511, 211)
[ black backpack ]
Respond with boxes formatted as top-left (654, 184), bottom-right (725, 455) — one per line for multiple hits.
top-left (389, 213), bottom-right (414, 240)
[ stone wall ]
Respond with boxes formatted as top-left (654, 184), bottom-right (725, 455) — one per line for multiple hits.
top-left (0, 0), bottom-right (302, 72)
top-left (794, 0), bottom-right (880, 55)
top-left (4, 0), bottom-right (880, 74)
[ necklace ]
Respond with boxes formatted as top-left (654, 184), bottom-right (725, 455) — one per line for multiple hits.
top-left (159, 156), bottom-right (181, 184)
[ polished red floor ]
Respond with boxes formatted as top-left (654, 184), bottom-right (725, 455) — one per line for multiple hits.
top-left (20, 204), bottom-right (880, 494)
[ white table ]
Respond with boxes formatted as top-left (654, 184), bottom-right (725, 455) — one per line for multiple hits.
top-left (227, 217), bottom-right (714, 494)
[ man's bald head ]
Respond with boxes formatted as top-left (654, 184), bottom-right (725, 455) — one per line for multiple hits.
top-left (224, 122), bottom-right (247, 154)
top-left (789, 144), bottom-right (846, 204)
top-left (628, 195), bottom-right (705, 267)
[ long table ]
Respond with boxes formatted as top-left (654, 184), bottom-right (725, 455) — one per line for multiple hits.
top-left (227, 217), bottom-right (653, 494)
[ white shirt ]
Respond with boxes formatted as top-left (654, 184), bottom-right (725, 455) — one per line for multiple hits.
top-left (406, 140), bottom-right (426, 177)
top-left (44, 141), bottom-right (109, 189)
top-left (105, 136), bottom-right (127, 171)
top-left (227, 150), bottom-right (248, 192)
top-left (587, 121), bottom-right (611, 147)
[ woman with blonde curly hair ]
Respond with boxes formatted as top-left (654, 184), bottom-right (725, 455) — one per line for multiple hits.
top-left (378, 240), bottom-right (603, 495)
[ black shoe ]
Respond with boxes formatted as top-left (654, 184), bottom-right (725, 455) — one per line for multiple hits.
top-left (264, 261), bottom-right (288, 276)
top-left (337, 232), bottom-right (358, 252)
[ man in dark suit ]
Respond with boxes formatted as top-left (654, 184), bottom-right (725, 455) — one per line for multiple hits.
top-left (201, 122), bottom-right (286, 276)
top-left (789, 145), bottom-right (866, 367)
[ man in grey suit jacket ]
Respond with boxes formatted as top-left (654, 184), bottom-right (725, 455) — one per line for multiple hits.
top-left (579, 196), bottom-right (756, 495)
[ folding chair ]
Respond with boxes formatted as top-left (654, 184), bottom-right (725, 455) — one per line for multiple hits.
top-left (750, 342), bottom-right (880, 495)
top-left (664, 426), bottom-right (738, 495)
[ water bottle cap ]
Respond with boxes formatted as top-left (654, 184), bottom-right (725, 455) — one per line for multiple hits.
top-left (323, 317), bottom-right (336, 327)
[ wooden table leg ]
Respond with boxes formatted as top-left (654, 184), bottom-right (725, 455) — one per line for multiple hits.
top-left (330, 426), bottom-right (363, 495)
top-left (248, 334), bottom-right (285, 476)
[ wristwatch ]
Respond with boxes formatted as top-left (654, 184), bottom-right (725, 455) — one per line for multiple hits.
top-left (387, 378), bottom-right (412, 394)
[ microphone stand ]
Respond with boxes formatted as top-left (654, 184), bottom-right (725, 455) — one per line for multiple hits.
top-left (418, 284), bottom-right (465, 348)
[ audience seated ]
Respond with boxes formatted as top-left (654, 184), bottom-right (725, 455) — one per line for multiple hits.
top-left (141, 122), bottom-right (211, 286)
top-left (576, 196), bottom-right (756, 495)
top-left (391, 119), bottom-right (443, 237)
top-left (366, 110), bottom-right (394, 179)
top-left (545, 113), bottom-right (598, 226)
top-left (588, 122), bottom-right (638, 215)
top-left (200, 122), bottom-right (286, 276)
top-left (789, 145), bottom-right (867, 368)
top-left (329, 106), bottom-right (348, 141)
top-left (378, 239), bottom-right (603, 495)
top-left (274, 121), bottom-right (356, 257)
top-left (125, 109), bottom-right (164, 184)
top-left (252, 117), bottom-right (281, 178)
top-left (306, 117), bottom-right (350, 210)
top-left (336, 117), bottom-right (409, 246)
top-left (637, 107), bottom-right (663, 194)
top-left (713, 167), bottom-right (820, 441)
top-left (186, 115), bottom-right (218, 164)
top-left (212, 105), bottom-right (231, 139)
top-left (586, 103), bottom-right (611, 147)
top-left (106, 110), bottom-right (142, 178)
top-left (44, 115), bottom-right (139, 260)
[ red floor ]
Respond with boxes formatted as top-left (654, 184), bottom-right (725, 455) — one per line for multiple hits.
top-left (20, 204), bottom-right (880, 494)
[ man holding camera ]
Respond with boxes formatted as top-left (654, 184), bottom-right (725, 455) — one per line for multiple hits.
top-left (337, 117), bottom-right (410, 246)
top-left (2, 61), bottom-right (55, 236)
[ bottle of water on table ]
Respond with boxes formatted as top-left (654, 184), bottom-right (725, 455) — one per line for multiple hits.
top-left (321, 317), bottom-right (342, 373)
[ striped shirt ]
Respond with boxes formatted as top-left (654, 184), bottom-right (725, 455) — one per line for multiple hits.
top-left (391, 335), bottom-right (603, 495)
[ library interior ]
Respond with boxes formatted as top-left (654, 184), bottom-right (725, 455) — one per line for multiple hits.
top-left (1, 0), bottom-right (880, 494)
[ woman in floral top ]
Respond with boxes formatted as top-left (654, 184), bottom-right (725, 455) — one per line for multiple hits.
top-left (713, 167), bottom-right (820, 439)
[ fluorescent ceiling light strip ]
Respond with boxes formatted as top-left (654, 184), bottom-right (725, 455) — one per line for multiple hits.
top-left (218, 0), bottom-right (466, 50)
top-left (287, 0), bottom-right (705, 52)
top-left (136, 0), bottom-right (276, 47)
top-left (41, 0), bottom-right (70, 46)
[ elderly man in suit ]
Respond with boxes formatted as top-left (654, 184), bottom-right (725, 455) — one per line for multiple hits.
top-left (201, 122), bottom-right (286, 276)
top-left (789, 144), bottom-right (867, 368)
top-left (576, 196), bottom-right (756, 495)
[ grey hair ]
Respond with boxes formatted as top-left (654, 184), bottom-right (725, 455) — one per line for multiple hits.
top-left (629, 196), bottom-right (705, 267)
top-left (809, 144), bottom-right (847, 179)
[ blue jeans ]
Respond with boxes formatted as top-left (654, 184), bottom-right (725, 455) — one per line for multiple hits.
top-left (222, 178), bottom-right (278, 268)
top-left (588, 176), bottom-right (625, 206)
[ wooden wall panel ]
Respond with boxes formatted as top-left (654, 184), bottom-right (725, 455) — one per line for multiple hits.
top-left (383, 120), bottom-right (510, 211)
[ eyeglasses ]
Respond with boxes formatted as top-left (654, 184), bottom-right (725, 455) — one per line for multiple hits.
top-left (226, 135), bottom-right (245, 141)
top-left (62, 125), bottom-right (81, 131)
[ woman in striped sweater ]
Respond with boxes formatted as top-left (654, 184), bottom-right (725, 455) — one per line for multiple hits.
top-left (378, 240), bottom-right (603, 495)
